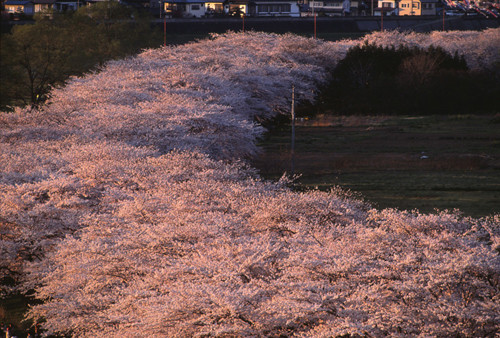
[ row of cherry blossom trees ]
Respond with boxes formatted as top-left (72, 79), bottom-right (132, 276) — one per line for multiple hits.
top-left (1, 29), bottom-right (499, 336)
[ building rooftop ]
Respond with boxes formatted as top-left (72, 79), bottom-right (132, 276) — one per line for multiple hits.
top-left (5, 1), bottom-right (33, 4)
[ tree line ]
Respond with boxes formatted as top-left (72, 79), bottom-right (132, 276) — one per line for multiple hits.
top-left (0, 1), bottom-right (163, 110)
top-left (309, 43), bottom-right (500, 115)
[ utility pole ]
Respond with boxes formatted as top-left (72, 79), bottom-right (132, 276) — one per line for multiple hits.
top-left (164, 4), bottom-right (167, 47)
top-left (291, 85), bottom-right (296, 175)
top-left (314, 11), bottom-right (317, 39)
top-left (442, 5), bottom-right (445, 31)
top-left (379, 4), bottom-right (385, 31)
top-left (311, 0), bottom-right (316, 38)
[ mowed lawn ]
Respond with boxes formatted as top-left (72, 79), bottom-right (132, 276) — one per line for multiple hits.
top-left (254, 114), bottom-right (500, 217)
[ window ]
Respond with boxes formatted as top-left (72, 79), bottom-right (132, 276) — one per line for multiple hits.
top-left (191, 4), bottom-right (200, 10)
top-left (206, 3), bottom-right (223, 11)
top-left (258, 3), bottom-right (291, 12)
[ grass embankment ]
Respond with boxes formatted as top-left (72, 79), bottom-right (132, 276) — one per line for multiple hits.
top-left (254, 114), bottom-right (500, 217)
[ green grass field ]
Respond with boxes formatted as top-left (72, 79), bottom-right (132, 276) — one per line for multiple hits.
top-left (253, 114), bottom-right (500, 217)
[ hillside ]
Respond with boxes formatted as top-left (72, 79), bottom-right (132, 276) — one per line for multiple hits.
top-left (1, 29), bottom-right (499, 336)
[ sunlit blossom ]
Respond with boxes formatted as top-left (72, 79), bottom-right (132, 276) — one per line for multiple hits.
top-left (1, 29), bottom-right (499, 337)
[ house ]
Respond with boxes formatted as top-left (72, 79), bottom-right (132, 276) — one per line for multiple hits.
top-left (226, 0), bottom-right (247, 16)
top-left (164, 0), bottom-right (210, 17)
top-left (163, 0), bottom-right (300, 17)
top-left (33, 0), bottom-right (56, 12)
top-left (420, 0), bottom-right (437, 15)
top-left (374, 0), bottom-right (396, 15)
top-left (54, 0), bottom-right (80, 11)
top-left (398, 0), bottom-right (437, 15)
top-left (301, 0), bottom-right (360, 16)
top-left (164, 0), bottom-right (225, 17)
top-left (205, 0), bottom-right (224, 15)
top-left (228, 0), bottom-right (301, 17)
top-left (398, 0), bottom-right (420, 15)
top-left (318, 0), bottom-right (345, 15)
top-left (4, 0), bottom-right (35, 15)
top-left (250, 0), bottom-right (301, 17)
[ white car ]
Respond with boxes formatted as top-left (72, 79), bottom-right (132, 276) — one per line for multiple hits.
top-left (445, 9), bottom-right (464, 15)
